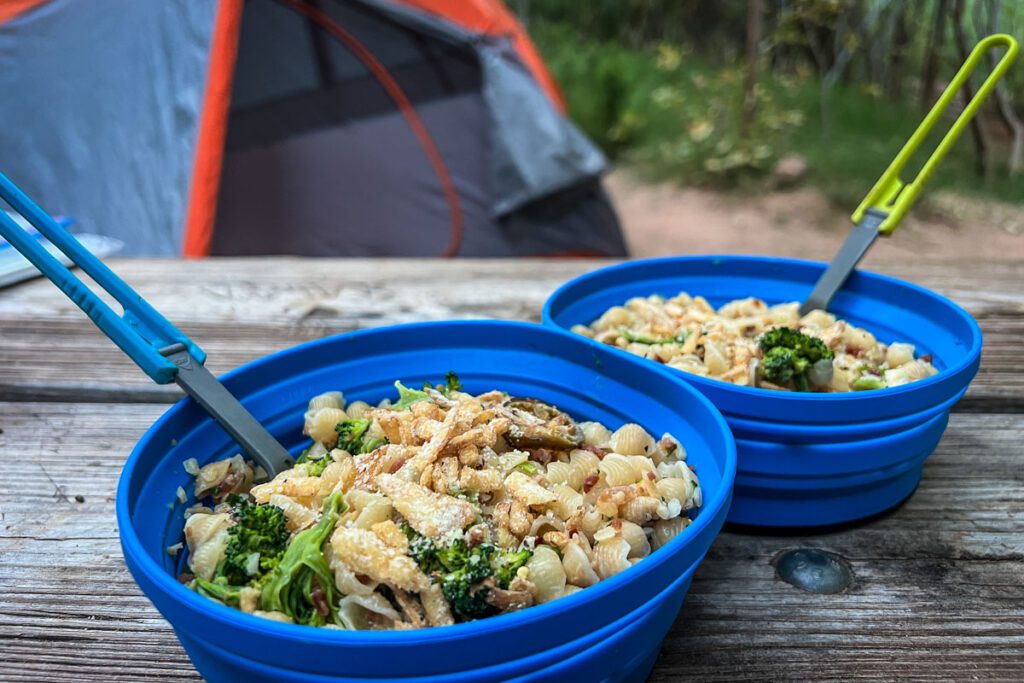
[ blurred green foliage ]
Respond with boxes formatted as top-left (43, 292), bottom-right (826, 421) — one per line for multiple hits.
top-left (536, 23), bottom-right (802, 186)
top-left (522, 0), bottom-right (1024, 205)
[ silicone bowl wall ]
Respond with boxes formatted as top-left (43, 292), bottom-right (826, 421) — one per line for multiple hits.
top-left (168, 568), bottom-right (696, 683)
top-left (542, 256), bottom-right (982, 527)
top-left (117, 321), bottom-right (735, 680)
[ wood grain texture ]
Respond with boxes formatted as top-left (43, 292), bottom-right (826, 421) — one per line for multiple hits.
top-left (0, 402), bottom-right (1021, 681)
top-left (0, 258), bottom-right (1021, 409)
top-left (1, 258), bottom-right (1022, 680)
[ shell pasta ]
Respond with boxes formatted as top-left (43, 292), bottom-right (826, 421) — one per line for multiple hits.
top-left (574, 293), bottom-right (937, 392)
top-left (178, 375), bottom-right (701, 629)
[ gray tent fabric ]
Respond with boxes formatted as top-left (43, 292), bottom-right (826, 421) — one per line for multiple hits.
top-left (478, 38), bottom-right (607, 217)
top-left (0, 0), bottom-right (215, 255)
top-left (0, 0), bottom-right (625, 257)
top-left (359, 0), bottom-right (608, 217)
top-left (213, 92), bottom-right (492, 256)
top-left (212, 0), bottom-right (626, 257)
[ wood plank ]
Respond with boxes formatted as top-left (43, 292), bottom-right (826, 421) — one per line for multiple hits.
top-left (1, 403), bottom-right (1021, 680)
top-left (0, 258), bottom-right (1021, 409)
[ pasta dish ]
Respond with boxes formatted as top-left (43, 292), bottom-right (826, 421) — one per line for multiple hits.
top-left (174, 374), bottom-right (701, 628)
top-left (572, 294), bottom-right (937, 392)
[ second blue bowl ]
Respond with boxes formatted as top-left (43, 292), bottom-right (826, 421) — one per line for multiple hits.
top-left (543, 256), bottom-right (982, 527)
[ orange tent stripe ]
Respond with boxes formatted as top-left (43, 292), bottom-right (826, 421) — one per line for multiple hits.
top-left (394, 0), bottom-right (565, 113)
top-left (182, 0), bottom-right (243, 258)
top-left (0, 0), bottom-right (51, 26)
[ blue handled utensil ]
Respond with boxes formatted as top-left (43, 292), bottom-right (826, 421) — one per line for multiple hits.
top-left (0, 171), bottom-right (293, 476)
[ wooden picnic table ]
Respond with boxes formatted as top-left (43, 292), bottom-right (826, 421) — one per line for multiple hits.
top-left (0, 257), bottom-right (1021, 681)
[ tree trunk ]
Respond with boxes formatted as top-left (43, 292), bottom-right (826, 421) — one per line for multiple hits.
top-left (952, 0), bottom-right (989, 178)
top-left (980, 0), bottom-right (1024, 175)
top-left (741, 0), bottom-right (764, 140)
top-left (920, 0), bottom-right (949, 110)
top-left (887, 4), bottom-right (910, 98)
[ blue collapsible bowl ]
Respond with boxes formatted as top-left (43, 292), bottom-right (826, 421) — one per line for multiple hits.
top-left (117, 321), bottom-right (736, 682)
top-left (542, 256), bottom-right (982, 527)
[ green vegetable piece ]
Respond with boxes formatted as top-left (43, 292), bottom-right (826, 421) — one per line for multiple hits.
top-left (852, 375), bottom-right (887, 390)
top-left (401, 523), bottom-right (439, 571)
top-left (194, 576), bottom-right (246, 607)
top-left (515, 461), bottom-right (541, 475)
top-left (296, 446), bottom-right (334, 477)
top-left (305, 457), bottom-right (332, 477)
top-left (392, 381), bottom-right (429, 410)
top-left (619, 326), bottom-right (687, 345)
top-left (401, 525), bottom-right (533, 620)
top-left (443, 371), bottom-right (463, 394)
top-left (333, 418), bottom-right (385, 456)
top-left (260, 492), bottom-right (347, 626)
top-left (492, 548), bottom-right (532, 588)
top-left (758, 327), bottom-right (834, 392)
top-left (217, 495), bottom-right (290, 587)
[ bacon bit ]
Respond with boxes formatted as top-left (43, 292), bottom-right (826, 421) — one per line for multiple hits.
top-left (388, 459), bottom-right (405, 474)
top-left (528, 448), bottom-right (555, 466)
top-left (583, 473), bottom-right (600, 493)
top-left (310, 577), bottom-right (330, 617)
top-left (646, 472), bottom-right (656, 481)
top-left (595, 485), bottom-right (637, 516)
top-left (658, 436), bottom-right (677, 453)
top-left (689, 464), bottom-right (696, 471)
top-left (220, 472), bottom-right (241, 495)
top-left (486, 583), bottom-right (533, 612)
top-left (921, 354), bottom-right (933, 363)
top-left (178, 572), bottom-right (195, 584)
top-left (611, 519), bottom-right (623, 531)
top-left (392, 588), bottom-right (427, 628)
top-left (466, 524), bottom-right (488, 547)
top-left (582, 444), bottom-right (606, 458)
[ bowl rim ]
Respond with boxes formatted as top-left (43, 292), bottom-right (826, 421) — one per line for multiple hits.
top-left (116, 320), bottom-right (737, 646)
top-left (541, 255), bottom-right (983, 405)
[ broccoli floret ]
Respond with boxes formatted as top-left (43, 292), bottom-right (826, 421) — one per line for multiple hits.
top-left (434, 538), bottom-right (496, 618)
top-left (619, 326), bottom-right (688, 345)
top-left (443, 371), bottom-right (462, 394)
top-left (217, 495), bottom-right (290, 587)
top-left (401, 523), bottom-right (439, 569)
top-left (295, 446), bottom-right (335, 476)
top-left (295, 447), bottom-right (334, 476)
top-left (307, 457), bottom-right (333, 477)
top-left (394, 372), bottom-right (463, 410)
top-left (492, 548), bottom-right (532, 588)
top-left (334, 419), bottom-right (386, 455)
top-left (261, 492), bottom-right (347, 626)
top-left (194, 576), bottom-right (246, 607)
top-left (401, 525), bottom-right (532, 620)
top-left (758, 327), bottom-right (834, 391)
top-left (759, 327), bottom-right (832, 361)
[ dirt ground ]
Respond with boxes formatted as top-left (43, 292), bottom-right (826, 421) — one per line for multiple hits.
top-left (606, 170), bottom-right (1024, 264)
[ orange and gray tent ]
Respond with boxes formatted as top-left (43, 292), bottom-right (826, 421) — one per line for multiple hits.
top-left (0, 0), bottom-right (626, 257)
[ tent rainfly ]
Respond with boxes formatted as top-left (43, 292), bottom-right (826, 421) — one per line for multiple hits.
top-left (0, 0), bottom-right (627, 257)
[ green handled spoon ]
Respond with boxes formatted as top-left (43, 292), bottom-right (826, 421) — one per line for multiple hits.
top-left (801, 34), bottom-right (1020, 316)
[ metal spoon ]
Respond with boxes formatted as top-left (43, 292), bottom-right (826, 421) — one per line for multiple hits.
top-left (801, 34), bottom-right (1018, 316)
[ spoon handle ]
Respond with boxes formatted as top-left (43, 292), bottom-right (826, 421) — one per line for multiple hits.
top-left (0, 170), bottom-right (201, 383)
top-left (853, 34), bottom-right (1019, 236)
top-left (0, 170), bottom-right (292, 475)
